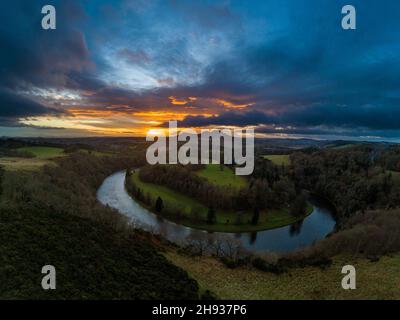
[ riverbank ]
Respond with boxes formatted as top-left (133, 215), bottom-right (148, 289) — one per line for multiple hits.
top-left (98, 171), bottom-right (336, 252)
top-left (127, 170), bottom-right (313, 233)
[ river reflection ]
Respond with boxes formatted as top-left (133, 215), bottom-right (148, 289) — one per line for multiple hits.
top-left (97, 171), bottom-right (336, 253)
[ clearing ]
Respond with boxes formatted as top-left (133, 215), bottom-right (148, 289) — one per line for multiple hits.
top-left (18, 146), bottom-right (65, 159)
top-left (195, 164), bottom-right (247, 189)
top-left (263, 155), bottom-right (290, 166)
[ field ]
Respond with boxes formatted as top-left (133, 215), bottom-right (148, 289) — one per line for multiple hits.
top-left (166, 251), bottom-right (400, 300)
top-left (263, 155), bottom-right (290, 166)
top-left (18, 146), bottom-right (64, 158)
top-left (195, 164), bottom-right (247, 189)
top-left (0, 146), bottom-right (64, 171)
top-left (129, 171), bottom-right (312, 232)
top-left (130, 171), bottom-right (207, 215)
top-left (0, 158), bottom-right (55, 172)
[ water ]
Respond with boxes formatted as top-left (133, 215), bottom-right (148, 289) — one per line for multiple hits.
top-left (97, 171), bottom-right (336, 253)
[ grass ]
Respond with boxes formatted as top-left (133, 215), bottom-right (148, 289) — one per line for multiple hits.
top-left (0, 146), bottom-right (65, 171)
top-left (263, 155), bottom-right (290, 166)
top-left (387, 170), bottom-right (400, 182)
top-left (0, 158), bottom-right (55, 172)
top-left (129, 171), bottom-right (312, 233)
top-left (166, 251), bottom-right (400, 300)
top-left (195, 164), bottom-right (247, 189)
top-left (18, 146), bottom-right (64, 159)
top-left (131, 171), bottom-right (207, 215)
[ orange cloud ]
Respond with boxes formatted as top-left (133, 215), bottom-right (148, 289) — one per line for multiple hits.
top-left (216, 99), bottom-right (252, 109)
top-left (169, 96), bottom-right (197, 105)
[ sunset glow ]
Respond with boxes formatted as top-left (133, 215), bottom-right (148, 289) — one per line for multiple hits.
top-left (1, 1), bottom-right (399, 141)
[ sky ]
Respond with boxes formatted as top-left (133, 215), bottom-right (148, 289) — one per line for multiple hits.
top-left (1, 0), bottom-right (400, 140)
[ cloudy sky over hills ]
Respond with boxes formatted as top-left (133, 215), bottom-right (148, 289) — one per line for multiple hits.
top-left (1, 0), bottom-right (399, 140)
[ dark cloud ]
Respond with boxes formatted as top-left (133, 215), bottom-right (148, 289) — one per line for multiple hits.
top-left (0, 88), bottom-right (60, 126)
top-left (0, 0), bottom-right (92, 90)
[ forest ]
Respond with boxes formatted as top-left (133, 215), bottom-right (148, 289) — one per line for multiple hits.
top-left (0, 145), bottom-right (200, 299)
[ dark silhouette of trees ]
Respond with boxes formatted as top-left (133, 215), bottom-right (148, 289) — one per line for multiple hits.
top-left (290, 193), bottom-right (307, 217)
top-left (207, 207), bottom-right (216, 224)
top-left (251, 207), bottom-right (260, 225)
top-left (0, 166), bottom-right (4, 196)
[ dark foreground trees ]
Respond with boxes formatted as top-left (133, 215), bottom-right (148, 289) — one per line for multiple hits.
top-left (0, 207), bottom-right (199, 299)
top-left (0, 153), bottom-right (199, 299)
top-left (207, 207), bottom-right (216, 224)
top-left (251, 207), bottom-right (260, 225)
top-left (155, 196), bottom-right (164, 213)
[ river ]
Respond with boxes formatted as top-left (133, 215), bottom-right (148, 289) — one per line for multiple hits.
top-left (97, 171), bottom-right (336, 253)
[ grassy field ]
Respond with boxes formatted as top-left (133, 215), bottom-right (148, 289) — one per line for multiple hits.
top-left (131, 171), bottom-right (207, 215)
top-left (0, 146), bottom-right (65, 171)
top-left (263, 155), bottom-right (290, 166)
top-left (0, 158), bottom-right (55, 172)
top-left (195, 164), bottom-right (247, 189)
top-left (166, 251), bottom-right (400, 300)
top-left (129, 171), bottom-right (312, 232)
top-left (18, 146), bottom-right (64, 159)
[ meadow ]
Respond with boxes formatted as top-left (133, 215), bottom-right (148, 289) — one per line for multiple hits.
top-left (166, 251), bottom-right (400, 300)
top-left (195, 164), bottom-right (247, 190)
top-left (0, 146), bottom-right (65, 171)
top-left (263, 155), bottom-right (290, 166)
top-left (17, 146), bottom-right (64, 158)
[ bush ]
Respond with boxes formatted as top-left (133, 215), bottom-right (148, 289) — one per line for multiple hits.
top-left (279, 254), bottom-right (332, 270)
top-left (220, 257), bottom-right (245, 269)
top-left (200, 290), bottom-right (217, 300)
top-left (252, 257), bottom-right (286, 274)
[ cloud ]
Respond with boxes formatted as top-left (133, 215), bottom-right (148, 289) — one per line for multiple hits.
top-left (0, 1), bottom-right (92, 91)
top-left (117, 48), bottom-right (151, 65)
top-left (0, 88), bottom-right (59, 118)
top-left (1, 0), bottom-right (400, 138)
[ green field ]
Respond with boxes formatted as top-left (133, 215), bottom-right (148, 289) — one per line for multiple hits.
top-left (129, 171), bottom-right (312, 232)
top-left (195, 164), bottom-right (247, 189)
top-left (263, 155), bottom-right (290, 166)
top-left (0, 146), bottom-right (64, 171)
top-left (18, 146), bottom-right (65, 159)
top-left (166, 252), bottom-right (400, 300)
top-left (131, 171), bottom-right (207, 215)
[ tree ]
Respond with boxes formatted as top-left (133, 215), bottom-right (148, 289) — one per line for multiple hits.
top-left (251, 206), bottom-right (260, 225)
top-left (207, 206), bottom-right (216, 224)
top-left (290, 193), bottom-right (307, 217)
top-left (190, 205), bottom-right (202, 222)
top-left (155, 196), bottom-right (164, 213)
top-left (0, 166), bottom-right (4, 196)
